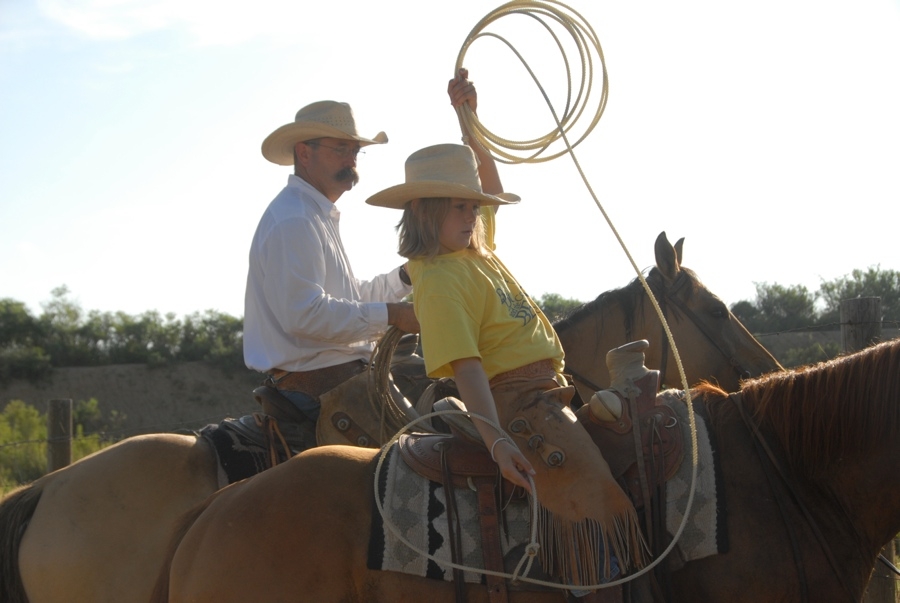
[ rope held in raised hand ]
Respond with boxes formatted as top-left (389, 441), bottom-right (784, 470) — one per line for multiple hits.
top-left (453, 0), bottom-right (700, 590)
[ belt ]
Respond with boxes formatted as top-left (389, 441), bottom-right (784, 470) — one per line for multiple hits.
top-left (488, 359), bottom-right (558, 388)
top-left (268, 359), bottom-right (368, 399)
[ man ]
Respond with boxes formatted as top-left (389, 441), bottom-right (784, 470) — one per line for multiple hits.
top-left (244, 100), bottom-right (419, 427)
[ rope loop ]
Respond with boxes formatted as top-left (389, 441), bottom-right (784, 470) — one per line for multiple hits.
top-left (455, 0), bottom-right (608, 164)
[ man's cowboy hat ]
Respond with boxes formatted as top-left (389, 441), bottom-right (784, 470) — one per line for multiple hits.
top-left (366, 144), bottom-right (520, 209)
top-left (261, 101), bottom-right (388, 166)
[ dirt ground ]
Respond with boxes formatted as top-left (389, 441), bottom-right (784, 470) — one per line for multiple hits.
top-left (0, 362), bottom-right (263, 437)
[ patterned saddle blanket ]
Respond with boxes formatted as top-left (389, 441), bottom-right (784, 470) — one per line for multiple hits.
top-left (366, 441), bottom-right (546, 584)
top-left (366, 396), bottom-right (726, 584)
top-left (661, 394), bottom-right (728, 565)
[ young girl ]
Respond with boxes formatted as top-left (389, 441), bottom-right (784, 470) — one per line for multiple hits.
top-left (366, 71), bottom-right (576, 493)
top-left (367, 140), bottom-right (564, 492)
top-left (367, 73), bottom-right (644, 594)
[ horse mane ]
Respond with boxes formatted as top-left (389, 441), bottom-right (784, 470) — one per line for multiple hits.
top-left (553, 266), bottom-right (704, 334)
top-left (739, 338), bottom-right (900, 475)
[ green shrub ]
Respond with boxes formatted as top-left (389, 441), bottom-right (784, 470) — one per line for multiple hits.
top-left (0, 400), bottom-right (47, 489)
top-left (0, 399), bottom-right (113, 492)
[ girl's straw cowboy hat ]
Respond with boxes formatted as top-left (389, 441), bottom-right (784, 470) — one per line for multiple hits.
top-left (366, 144), bottom-right (520, 209)
top-left (262, 101), bottom-right (388, 166)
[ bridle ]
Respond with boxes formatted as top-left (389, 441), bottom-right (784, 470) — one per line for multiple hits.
top-left (655, 271), bottom-right (751, 386)
top-left (567, 271), bottom-right (751, 394)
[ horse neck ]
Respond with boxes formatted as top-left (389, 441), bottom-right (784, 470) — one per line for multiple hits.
top-left (741, 343), bottom-right (900, 585)
top-left (555, 298), bottom-right (629, 393)
top-left (825, 450), bottom-right (900, 574)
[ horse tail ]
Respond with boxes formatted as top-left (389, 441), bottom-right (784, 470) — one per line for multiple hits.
top-left (0, 482), bottom-right (44, 603)
top-left (149, 493), bottom-right (216, 603)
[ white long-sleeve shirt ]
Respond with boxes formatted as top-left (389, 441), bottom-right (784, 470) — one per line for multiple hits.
top-left (243, 175), bottom-right (411, 373)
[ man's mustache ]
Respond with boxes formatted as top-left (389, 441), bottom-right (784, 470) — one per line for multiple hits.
top-left (336, 167), bottom-right (359, 185)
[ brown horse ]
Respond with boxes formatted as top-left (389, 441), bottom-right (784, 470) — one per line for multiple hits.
top-left (0, 231), bottom-right (782, 603)
top-left (153, 339), bottom-right (900, 603)
top-left (665, 338), bottom-right (900, 602)
top-left (555, 232), bottom-right (781, 404)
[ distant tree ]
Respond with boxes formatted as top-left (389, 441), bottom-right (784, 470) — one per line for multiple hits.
top-left (179, 310), bottom-right (244, 370)
top-left (817, 266), bottom-right (900, 326)
top-left (729, 300), bottom-right (761, 332)
top-left (38, 285), bottom-right (95, 366)
top-left (0, 344), bottom-right (52, 384)
top-left (536, 293), bottom-right (585, 323)
top-left (105, 310), bottom-right (180, 365)
top-left (0, 298), bottom-right (42, 345)
top-left (0, 298), bottom-right (52, 383)
top-left (730, 283), bottom-right (818, 333)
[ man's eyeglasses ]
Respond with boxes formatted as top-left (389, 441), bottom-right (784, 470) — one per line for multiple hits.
top-left (307, 141), bottom-right (364, 158)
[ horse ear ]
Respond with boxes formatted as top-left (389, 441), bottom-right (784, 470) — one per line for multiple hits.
top-left (654, 231), bottom-right (680, 283)
top-left (674, 237), bottom-right (684, 265)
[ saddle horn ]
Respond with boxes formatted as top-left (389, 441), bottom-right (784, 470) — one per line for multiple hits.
top-left (587, 340), bottom-right (653, 421)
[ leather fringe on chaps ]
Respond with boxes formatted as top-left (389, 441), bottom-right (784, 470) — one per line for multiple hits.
top-left (536, 502), bottom-right (648, 587)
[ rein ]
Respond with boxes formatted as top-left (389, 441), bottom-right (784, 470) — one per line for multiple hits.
top-left (566, 367), bottom-right (603, 394)
top-left (729, 393), bottom-right (860, 603)
top-left (881, 554), bottom-right (900, 577)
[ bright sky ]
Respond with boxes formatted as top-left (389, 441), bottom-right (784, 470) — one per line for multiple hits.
top-left (2, 0), bottom-right (898, 320)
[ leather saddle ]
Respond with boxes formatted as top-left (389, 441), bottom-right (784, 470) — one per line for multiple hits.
top-left (398, 432), bottom-right (498, 486)
top-left (575, 341), bottom-right (684, 510)
top-left (398, 395), bottom-right (512, 490)
top-left (253, 385), bottom-right (314, 426)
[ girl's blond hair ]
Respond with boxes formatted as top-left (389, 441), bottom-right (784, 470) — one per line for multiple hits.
top-left (397, 197), bottom-right (488, 260)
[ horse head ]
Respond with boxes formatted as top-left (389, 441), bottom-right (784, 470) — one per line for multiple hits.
top-left (555, 232), bottom-right (782, 400)
top-left (647, 231), bottom-right (783, 390)
top-left (489, 380), bottom-right (648, 584)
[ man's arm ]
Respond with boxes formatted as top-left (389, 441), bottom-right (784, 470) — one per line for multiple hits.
top-left (387, 302), bottom-right (419, 334)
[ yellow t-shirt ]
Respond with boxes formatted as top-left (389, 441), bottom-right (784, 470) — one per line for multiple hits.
top-left (407, 206), bottom-right (564, 380)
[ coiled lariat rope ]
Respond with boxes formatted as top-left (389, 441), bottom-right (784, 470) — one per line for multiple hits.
top-left (369, 327), bottom-right (425, 443)
top-left (455, 0), bottom-right (607, 164)
top-left (374, 0), bottom-right (701, 591)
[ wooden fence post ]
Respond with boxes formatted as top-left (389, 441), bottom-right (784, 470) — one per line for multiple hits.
top-left (842, 298), bottom-right (899, 603)
top-left (47, 398), bottom-right (72, 472)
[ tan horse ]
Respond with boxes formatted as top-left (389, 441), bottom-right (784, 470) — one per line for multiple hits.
top-left (155, 383), bottom-right (646, 603)
top-left (154, 339), bottom-right (900, 603)
top-left (0, 231), bottom-right (782, 603)
top-left (0, 433), bottom-right (218, 603)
